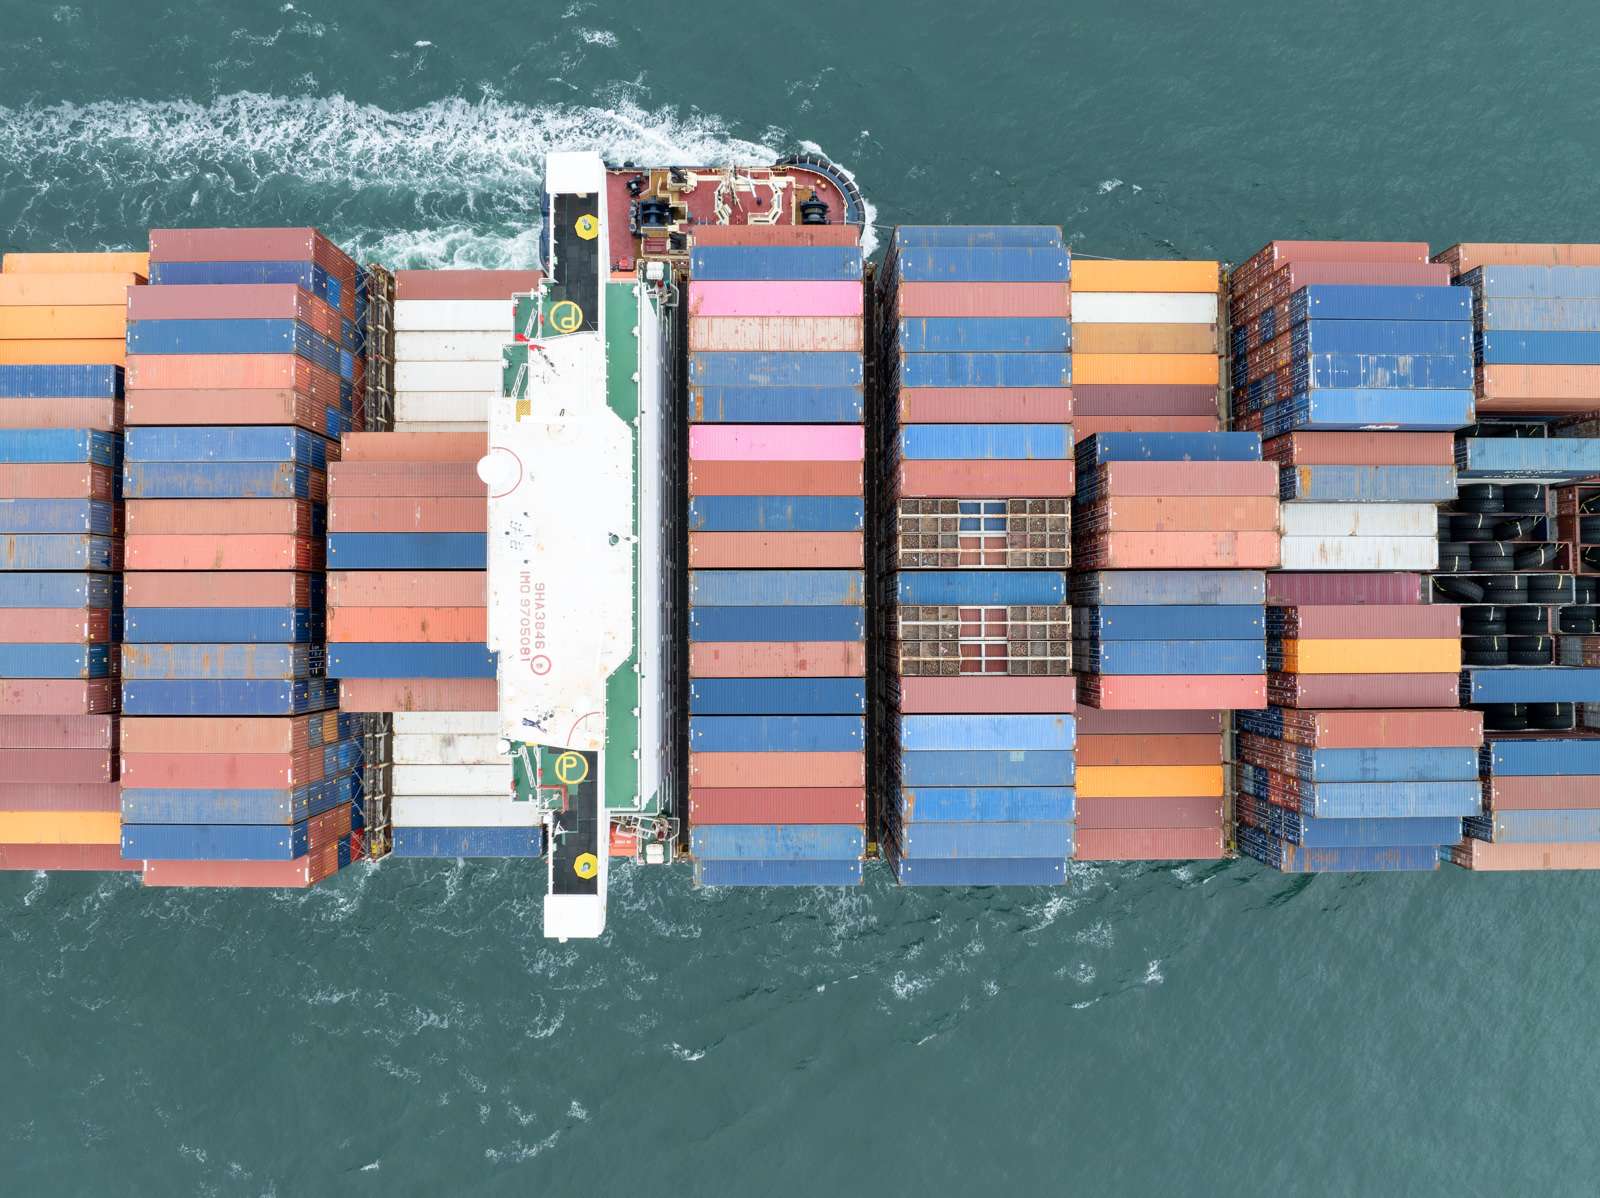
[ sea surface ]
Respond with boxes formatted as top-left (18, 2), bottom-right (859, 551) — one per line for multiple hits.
top-left (4, 2), bottom-right (1600, 1193)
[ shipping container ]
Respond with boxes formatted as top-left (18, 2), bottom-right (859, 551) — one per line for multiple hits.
top-left (327, 570), bottom-right (483, 607)
top-left (896, 352), bottom-right (1071, 389)
top-left (687, 642), bottom-right (867, 679)
top-left (121, 678), bottom-right (337, 716)
top-left (687, 531), bottom-right (863, 568)
top-left (394, 270), bottom-right (540, 301)
top-left (1080, 674), bottom-right (1266, 710)
top-left (694, 858), bottom-right (862, 886)
top-left (890, 856), bottom-right (1066, 885)
top-left (897, 460), bottom-right (1075, 499)
top-left (898, 749), bottom-right (1074, 787)
top-left (690, 606), bottom-right (863, 642)
top-left (689, 715), bottom-right (864, 752)
top-left (688, 424), bottom-right (863, 461)
top-left (690, 823), bottom-right (865, 859)
top-left (690, 569), bottom-right (863, 606)
top-left (890, 247), bottom-right (1069, 283)
top-left (892, 281), bottom-right (1071, 319)
top-left (689, 751), bottom-right (865, 788)
top-left (892, 821), bottom-right (1073, 859)
top-left (893, 676), bottom-right (1076, 714)
top-left (328, 643), bottom-right (495, 679)
top-left (896, 388), bottom-right (1073, 424)
top-left (1072, 827), bottom-right (1225, 860)
top-left (0, 843), bottom-right (139, 871)
top-left (688, 678), bottom-right (866, 715)
top-left (688, 460), bottom-right (863, 496)
top-left (1079, 605), bottom-right (1263, 640)
top-left (327, 533), bottom-right (486, 570)
top-left (689, 787), bottom-right (866, 825)
top-left (338, 677), bottom-right (496, 712)
top-left (898, 424), bottom-right (1069, 460)
top-left (897, 786), bottom-right (1075, 822)
top-left (690, 246), bottom-right (862, 281)
top-left (1072, 795), bottom-right (1222, 828)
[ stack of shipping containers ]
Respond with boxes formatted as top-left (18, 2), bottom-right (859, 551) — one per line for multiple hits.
top-left (118, 228), bottom-right (361, 887)
top-left (684, 226), bottom-right (868, 887)
top-left (1072, 431), bottom-right (1270, 861)
top-left (1435, 243), bottom-right (1600, 869)
top-left (874, 226), bottom-right (1076, 886)
top-left (1228, 240), bottom-right (1481, 871)
top-left (0, 252), bottom-right (141, 872)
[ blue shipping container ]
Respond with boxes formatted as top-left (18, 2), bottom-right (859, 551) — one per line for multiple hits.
top-left (897, 317), bottom-right (1070, 352)
top-left (894, 226), bottom-right (1063, 249)
top-left (898, 786), bottom-right (1075, 823)
top-left (1291, 319), bottom-right (1471, 356)
top-left (0, 500), bottom-right (117, 534)
top-left (898, 423), bottom-right (1069, 460)
top-left (122, 782), bottom-right (347, 825)
top-left (689, 715), bottom-right (864, 752)
top-left (690, 569), bottom-right (863, 606)
top-left (0, 643), bottom-right (112, 678)
top-left (1238, 827), bottom-right (1440, 873)
top-left (121, 822), bottom-right (310, 862)
top-left (1236, 797), bottom-right (1459, 848)
top-left (391, 826), bottom-right (544, 858)
top-left (123, 462), bottom-right (320, 500)
top-left (1077, 431), bottom-right (1261, 464)
top-left (1464, 668), bottom-right (1600, 704)
top-left (1289, 284), bottom-right (1471, 323)
top-left (690, 386), bottom-right (864, 423)
top-left (1456, 437), bottom-right (1600, 481)
top-left (893, 247), bottom-right (1070, 283)
top-left (1074, 570), bottom-right (1265, 606)
top-left (898, 352), bottom-right (1070, 389)
top-left (688, 496), bottom-right (863, 532)
top-left (1280, 465), bottom-right (1457, 502)
top-left (690, 606), bottom-right (863, 643)
top-left (899, 570), bottom-right (1065, 606)
top-left (689, 246), bottom-right (862, 281)
top-left (691, 825), bottom-right (865, 860)
top-left (127, 319), bottom-right (341, 374)
top-left (891, 855), bottom-right (1065, 886)
top-left (1087, 639), bottom-right (1264, 675)
top-left (0, 429), bottom-right (119, 466)
top-left (898, 714), bottom-right (1075, 752)
top-left (1263, 389), bottom-right (1475, 434)
top-left (1478, 297), bottom-right (1600, 332)
top-left (125, 607), bottom-right (320, 644)
top-left (125, 425), bottom-right (332, 468)
top-left (1478, 331), bottom-right (1600, 366)
top-left (1464, 266), bottom-right (1600, 300)
top-left (1485, 739), bottom-right (1600, 776)
top-left (1244, 744), bottom-right (1480, 783)
top-left (327, 533), bottom-right (486, 570)
top-left (688, 351), bottom-right (863, 387)
top-left (121, 678), bottom-right (337, 716)
top-left (894, 821), bottom-right (1073, 860)
top-left (1, 534), bottom-right (119, 571)
top-left (1295, 353), bottom-right (1472, 391)
top-left (0, 572), bottom-right (117, 608)
top-left (1082, 604), bottom-right (1263, 640)
top-left (1237, 770), bottom-right (1482, 819)
top-left (899, 749), bottom-right (1075, 788)
top-left (0, 364), bottom-right (123, 399)
top-left (328, 643), bottom-right (496, 679)
top-left (694, 859), bottom-right (862, 886)
top-left (121, 643), bottom-right (322, 681)
top-left (688, 677), bottom-right (866, 715)
top-left (148, 260), bottom-right (340, 308)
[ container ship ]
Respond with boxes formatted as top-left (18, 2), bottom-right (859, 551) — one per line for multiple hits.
top-left (5, 150), bottom-right (1600, 938)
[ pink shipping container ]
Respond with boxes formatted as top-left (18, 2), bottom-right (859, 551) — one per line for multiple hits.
top-left (140, 850), bottom-right (340, 887)
top-left (1268, 672), bottom-right (1460, 708)
top-left (125, 571), bottom-right (315, 608)
top-left (1074, 827), bottom-right (1225, 860)
top-left (1274, 709), bottom-right (1483, 749)
top-left (338, 678), bottom-right (496, 712)
top-left (0, 714), bottom-right (115, 749)
top-left (688, 316), bottom-right (862, 352)
top-left (898, 388), bottom-right (1073, 424)
top-left (899, 460), bottom-right (1074, 499)
top-left (327, 571), bottom-right (485, 607)
top-left (0, 844), bottom-right (140, 872)
top-left (688, 642), bottom-right (866, 678)
top-left (328, 497), bottom-right (487, 533)
top-left (393, 270), bottom-right (541, 301)
top-left (893, 281), bottom-right (1070, 319)
top-left (0, 464), bottom-right (116, 500)
top-left (120, 751), bottom-right (324, 789)
top-left (689, 751), bottom-right (865, 788)
top-left (688, 281), bottom-right (862, 318)
top-left (1266, 572), bottom-right (1425, 605)
top-left (122, 716), bottom-right (321, 755)
top-left (148, 226), bottom-right (352, 272)
top-left (894, 675), bottom-right (1075, 714)
top-left (1435, 243), bottom-right (1600, 274)
top-left (1277, 604), bottom-right (1460, 639)
top-left (688, 787), bottom-right (866, 824)
top-left (126, 283), bottom-right (343, 342)
top-left (688, 460), bottom-right (862, 496)
top-left (327, 461), bottom-right (486, 497)
top-left (127, 499), bottom-right (317, 536)
top-left (0, 782), bottom-right (121, 812)
top-left (1485, 777), bottom-right (1600, 811)
top-left (126, 389), bottom-right (343, 430)
top-left (1070, 384), bottom-right (1219, 417)
top-left (1077, 735), bottom-right (1221, 766)
top-left (1081, 674), bottom-right (1265, 710)
top-left (690, 226), bottom-right (860, 246)
top-left (687, 532), bottom-right (862, 568)
top-left (1, 680), bottom-right (118, 714)
top-left (1263, 431), bottom-right (1455, 466)
top-left (126, 534), bottom-right (321, 571)
top-left (1076, 709), bottom-right (1224, 736)
top-left (1448, 840), bottom-right (1600, 871)
top-left (1073, 796), bottom-right (1225, 829)
top-left (0, 397), bottom-right (123, 430)
top-left (1092, 460), bottom-right (1278, 497)
top-left (326, 606), bottom-right (486, 643)
top-left (689, 425), bottom-right (864, 462)
top-left (1076, 530), bottom-right (1279, 570)
top-left (339, 432), bottom-right (486, 463)
top-left (3, 608), bottom-right (116, 642)
top-left (0, 748), bottom-right (114, 784)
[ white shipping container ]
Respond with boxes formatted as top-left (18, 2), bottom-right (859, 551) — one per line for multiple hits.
top-left (391, 762), bottom-right (513, 796)
top-left (1279, 535), bottom-right (1438, 571)
top-left (393, 710), bottom-right (502, 734)
top-left (394, 733), bottom-right (508, 766)
top-left (392, 796), bottom-right (540, 828)
top-left (393, 420), bottom-right (491, 434)
top-left (394, 360), bottom-right (502, 393)
top-left (1068, 292), bottom-right (1219, 324)
top-left (395, 389), bottom-right (494, 423)
top-left (1278, 502), bottom-right (1438, 538)
top-left (395, 331), bottom-right (512, 362)
top-left (394, 299), bottom-right (512, 333)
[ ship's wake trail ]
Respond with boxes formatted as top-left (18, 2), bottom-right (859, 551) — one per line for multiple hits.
top-left (0, 91), bottom-right (879, 266)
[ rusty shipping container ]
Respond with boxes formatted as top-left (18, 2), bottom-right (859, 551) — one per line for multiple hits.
top-left (0, 680), bottom-right (119, 714)
top-left (393, 270), bottom-right (541, 301)
top-left (338, 677), bottom-right (496, 712)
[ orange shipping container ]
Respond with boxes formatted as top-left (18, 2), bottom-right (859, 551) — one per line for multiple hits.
top-left (338, 677), bottom-right (496, 712)
top-left (0, 339), bottom-right (125, 366)
top-left (1070, 323), bottom-right (1218, 354)
top-left (1069, 260), bottom-right (1219, 293)
top-left (688, 642), bottom-right (866, 678)
top-left (328, 497), bottom-right (487, 533)
top-left (1280, 637), bottom-right (1460, 674)
top-left (339, 432), bottom-right (487, 462)
top-left (328, 571), bottom-right (486, 607)
top-left (1072, 353), bottom-right (1219, 386)
top-left (0, 273), bottom-right (144, 305)
top-left (0, 306), bottom-right (126, 339)
top-left (3, 251), bottom-right (149, 275)
top-left (1082, 495), bottom-right (1279, 532)
top-left (687, 531), bottom-right (862, 568)
top-left (126, 499), bottom-right (316, 535)
top-left (126, 534), bottom-right (321, 571)
top-left (327, 606), bottom-right (486, 643)
top-left (689, 751), bottom-right (865, 788)
top-left (1075, 764), bottom-right (1225, 799)
top-left (1078, 530), bottom-right (1280, 569)
top-left (0, 811), bottom-right (120, 845)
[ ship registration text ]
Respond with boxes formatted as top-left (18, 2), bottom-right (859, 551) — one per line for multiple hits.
top-left (521, 574), bottom-right (551, 675)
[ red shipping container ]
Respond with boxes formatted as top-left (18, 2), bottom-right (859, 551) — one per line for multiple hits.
top-left (126, 499), bottom-right (317, 535)
top-left (328, 497), bottom-right (486, 533)
top-left (0, 463), bottom-right (116, 500)
top-left (0, 748), bottom-right (113, 784)
top-left (1076, 735), bottom-right (1221, 766)
top-left (125, 571), bottom-right (315, 608)
top-left (140, 851), bottom-right (339, 887)
top-left (1076, 708), bottom-right (1224, 736)
top-left (3, 608), bottom-right (115, 643)
top-left (1263, 431), bottom-right (1455, 466)
top-left (1073, 827), bottom-right (1225, 860)
top-left (899, 460), bottom-right (1073, 499)
top-left (688, 642), bottom-right (866, 678)
top-left (897, 388), bottom-right (1074, 424)
top-left (1275, 604), bottom-right (1460, 639)
top-left (1081, 674), bottom-right (1265, 710)
top-left (893, 675), bottom-right (1075, 714)
top-left (0, 782), bottom-right (121, 812)
top-left (1072, 415), bottom-right (1219, 441)
top-left (0, 843), bottom-right (139, 872)
top-left (339, 432), bottom-right (484, 463)
top-left (1270, 708), bottom-right (1483, 748)
top-left (690, 225), bottom-right (860, 246)
top-left (327, 607), bottom-right (486, 643)
top-left (687, 531), bottom-right (862, 568)
top-left (688, 460), bottom-right (863, 496)
top-left (327, 571), bottom-right (485, 607)
top-left (1070, 384), bottom-right (1220, 417)
top-left (327, 461), bottom-right (486, 497)
top-left (120, 750), bottom-right (323, 789)
top-left (122, 716), bottom-right (319, 754)
top-left (1267, 671), bottom-right (1460, 708)
top-left (126, 389), bottom-right (342, 431)
top-left (688, 787), bottom-right (866, 824)
top-left (893, 281), bottom-right (1070, 318)
top-left (1074, 796), bottom-right (1224, 830)
top-left (1076, 530), bottom-right (1279, 569)
top-left (689, 751), bottom-right (864, 788)
top-left (394, 270), bottom-right (540, 301)
top-left (126, 533), bottom-right (322, 571)
top-left (1, 680), bottom-right (118, 714)
top-left (338, 677), bottom-right (496, 711)
top-left (126, 282), bottom-right (343, 342)
top-left (0, 714), bottom-right (116, 749)
top-left (1266, 572), bottom-right (1425, 605)
top-left (0, 397), bottom-right (123, 430)
top-left (1485, 776), bottom-right (1600, 811)
top-left (126, 354), bottom-right (344, 405)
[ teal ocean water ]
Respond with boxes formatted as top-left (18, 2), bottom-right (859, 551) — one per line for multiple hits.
top-left (5, 2), bottom-right (1600, 1193)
